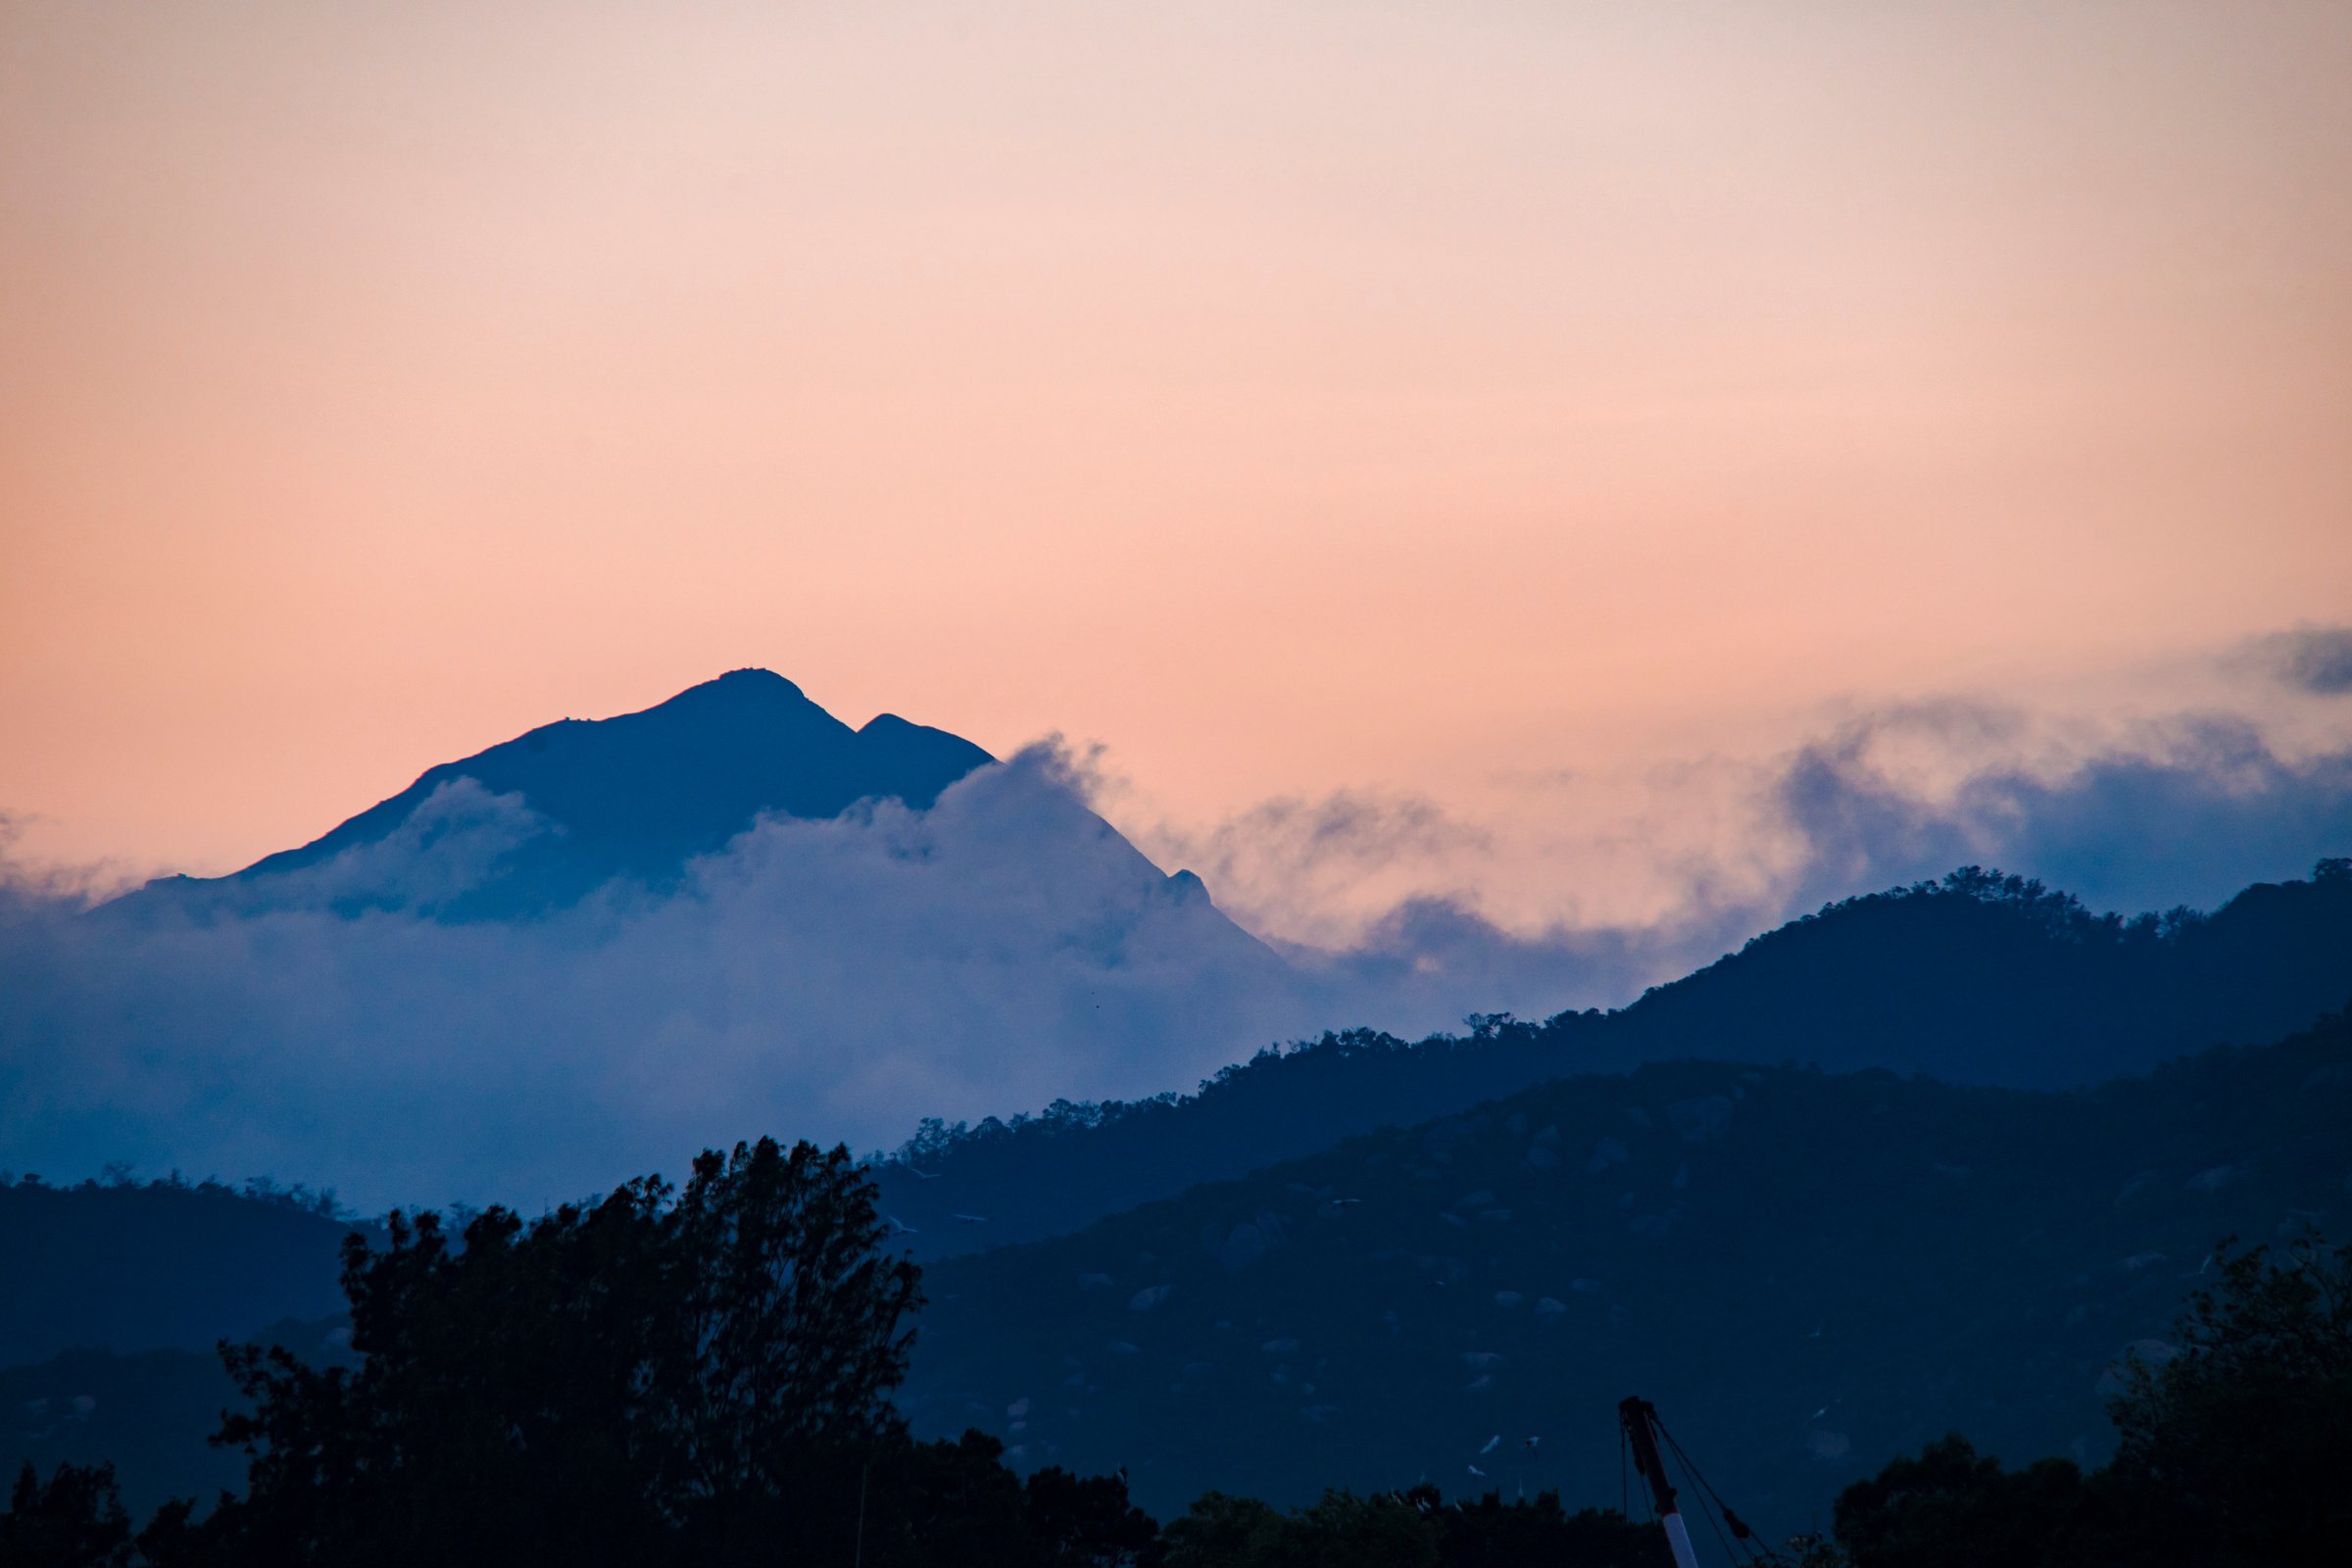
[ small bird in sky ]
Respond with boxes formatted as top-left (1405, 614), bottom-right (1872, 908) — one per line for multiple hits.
top-left (955, 1213), bottom-right (990, 1224)
top-left (1478, 1435), bottom-right (1500, 1455)
top-left (884, 1216), bottom-right (918, 1237)
top-left (1523, 1437), bottom-right (1541, 1452)
top-left (1467, 1464), bottom-right (1488, 1480)
top-left (906, 1168), bottom-right (942, 1182)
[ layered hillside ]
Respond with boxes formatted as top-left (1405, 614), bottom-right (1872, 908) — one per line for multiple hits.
top-left (899, 1009), bottom-right (2352, 1521)
top-left (872, 863), bottom-right (2352, 1257)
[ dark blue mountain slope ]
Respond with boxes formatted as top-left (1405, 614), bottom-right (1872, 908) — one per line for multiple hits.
top-left (0, 1176), bottom-right (376, 1369)
top-left (901, 1007), bottom-right (2352, 1521)
top-left (871, 862), bottom-right (2352, 1257)
top-left (114, 669), bottom-right (993, 918)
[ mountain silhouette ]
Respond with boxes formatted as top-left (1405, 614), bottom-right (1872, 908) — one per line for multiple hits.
top-left (899, 1006), bottom-right (2352, 1519)
top-left (869, 862), bottom-right (2352, 1257)
top-left (114, 670), bottom-right (998, 918)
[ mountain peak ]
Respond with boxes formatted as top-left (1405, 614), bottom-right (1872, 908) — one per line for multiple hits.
top-left (122, 673), bottom-right (999, 917)
top-left (685, 667), bottom-right (808, 702)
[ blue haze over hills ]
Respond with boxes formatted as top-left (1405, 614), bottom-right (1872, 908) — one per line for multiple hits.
top-left (3, 666), bottom-right (2349, 1525)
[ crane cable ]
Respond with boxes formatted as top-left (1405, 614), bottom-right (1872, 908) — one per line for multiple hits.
top-left (1653, 1413), bottom-right (1782, 1566)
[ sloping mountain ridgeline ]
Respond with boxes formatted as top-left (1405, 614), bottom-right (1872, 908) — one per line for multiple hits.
top-left (7, 864), bottom-right (2347, 1297)
top-left (898, 1009), bottom-right (2352, 1522)
top-left (871, 860), bottom-right (2352, 1258)
top-left (105, 669), bottom-right (1000, 920)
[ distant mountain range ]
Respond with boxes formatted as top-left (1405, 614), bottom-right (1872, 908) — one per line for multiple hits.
top-left (900, 1006), bottom-right (2352, 1519)
top-left (869, 862), bottom-right (2352, 1258)
top-left (11, 669), bottom-right (2348, 1524)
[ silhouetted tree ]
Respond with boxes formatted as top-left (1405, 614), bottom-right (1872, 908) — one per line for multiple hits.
top-left (2100, 1231), bottom-right (2352, 1566)
top-left (1830, 1437), bottom-right (2100, 1568)
top-left (0, 1460), bottom-right (132, 1568)
top-left (1160, 1486), bottom-right (1659, 1568)
top-left (154, 1139), bottom-right (922, 1567)
top-left (1827, 1232), bottom-right (2352, 1568)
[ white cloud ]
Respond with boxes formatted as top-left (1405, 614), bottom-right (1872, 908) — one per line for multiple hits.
top-left (6, 680), bottom-right (2350, 1213)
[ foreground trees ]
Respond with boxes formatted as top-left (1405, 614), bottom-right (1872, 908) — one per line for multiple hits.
top-left (173, 1137), bottom-right (931, 1565)
top-left (2, 1138), bottom-right (1155, 1568)
top-left (9, 1153), bottom-right (2340, 1567)
top-left (1822, 1232), bottom-right (2352, 1568)
top-left (1160, 1487), bottom-right (1665, 1568)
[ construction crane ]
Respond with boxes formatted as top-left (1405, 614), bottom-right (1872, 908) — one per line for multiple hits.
top-left (1618, 1396), bottom-right (1777, 1568)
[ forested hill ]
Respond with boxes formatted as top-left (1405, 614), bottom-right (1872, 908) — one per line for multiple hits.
top-left (869, 860), bottom-right (2352, 1256)
top-left (9, 1011), bottom-right (2348, 1519)
top-left (0, 1175), bottom-right (375, 1368)
top-left (1611, 861), bottom-right (2352, 1086)
top-left (900, 1006), bottom-right (2352, 1522)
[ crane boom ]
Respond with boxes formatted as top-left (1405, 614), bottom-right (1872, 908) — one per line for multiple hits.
top-left (1620, 1396), bottom-right (1703, 1568)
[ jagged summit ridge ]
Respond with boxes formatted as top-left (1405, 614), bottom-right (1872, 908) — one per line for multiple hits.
top-left (122, 671), bottom-right (999, 917)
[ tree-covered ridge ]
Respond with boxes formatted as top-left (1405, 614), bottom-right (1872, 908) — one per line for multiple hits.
top-left (870, 860), bottom-right (2352, 1256)
top-left (1806, 1233), bottom-right (2352, 1568)
top-left (898, 1006), bottom-right (2352, 1519)
top-left (0, 1139), bottom-right (1668, 1568)
top-left (10, 1221), bottom-right (2344, 1566)
top-left (0, 1173), bottom-right (375, 1369)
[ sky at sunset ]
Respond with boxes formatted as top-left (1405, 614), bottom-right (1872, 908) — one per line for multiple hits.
top-left (6, 0), bottom-right (2351, 944)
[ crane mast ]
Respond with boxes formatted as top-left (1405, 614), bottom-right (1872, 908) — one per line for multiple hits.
top-left (1620, 1396), bottom-right (1704, 1568)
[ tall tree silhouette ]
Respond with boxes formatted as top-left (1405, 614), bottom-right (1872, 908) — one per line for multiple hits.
top-left (157, 1138), bottom-right (921, 1567)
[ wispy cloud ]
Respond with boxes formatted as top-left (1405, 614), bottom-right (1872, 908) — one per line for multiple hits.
top-left (2241, 624), bottom-right (2352, 697)
top-left (7, 659), bottom-right (2350, 1213)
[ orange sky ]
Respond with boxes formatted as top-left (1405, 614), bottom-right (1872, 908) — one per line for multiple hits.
top-left (4, 1), bottom-right (2350, 917)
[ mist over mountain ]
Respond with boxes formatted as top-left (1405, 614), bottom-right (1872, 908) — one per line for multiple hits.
top-left (4, 669), bottom-right (2349, 1214)
top-left (869, 860), bottom-right (2352, 1257)
top-left (113, 669), bottom-right (996, 920)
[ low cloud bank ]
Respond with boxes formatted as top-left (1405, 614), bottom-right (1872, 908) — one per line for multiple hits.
top-left (5, 693), bottom-right (2350, 1211)
top-left (1143, 699), bottom-right (2352, 1027)
top-left (0, 751), bottom-right (1327, 1210)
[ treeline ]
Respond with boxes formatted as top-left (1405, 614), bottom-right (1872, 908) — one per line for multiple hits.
top-left (5, 1147), bottom-right (2345, 1567)
top-left (1, 1172), bottom-right (368, 1370)
top-left (0, 1141), bottom-right (1661, 1568)
top-left (871, 860), bottom-right (2352, 1257)
top-left (1788, 1231), bottom-right (2352, 1568)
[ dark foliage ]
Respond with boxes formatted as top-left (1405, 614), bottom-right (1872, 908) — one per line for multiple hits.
top-left (1158, 1485), bottom-right (1664, 1567)
top-left (41, 1136), bottom-right (1166, 1568)
top-left (2099, 1231), bottom-right (2352, 1566)
top-left (1825, 1233), bottom-right (2352, 1568)
top-left (1, 1461), bottom-right (132, 1568)
top-left (899, 1008), bottom-right (2351, 1517)
top-left (156, 1138), bottom-right (941, 1565)
top-left (1829, 1438), bottom-right (2101, 1568)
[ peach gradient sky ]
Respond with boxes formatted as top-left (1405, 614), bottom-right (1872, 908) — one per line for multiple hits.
top-left (4, 1), bottom-right (2350, 916)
